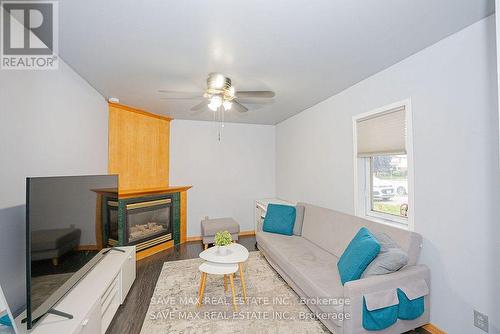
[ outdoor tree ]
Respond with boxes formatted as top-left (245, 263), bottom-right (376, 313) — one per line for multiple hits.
top-left (373, 156), bottom-right (392, 176)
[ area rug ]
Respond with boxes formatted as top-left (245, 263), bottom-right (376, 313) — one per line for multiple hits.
top-left (140, 251), bottom-right (330, 333)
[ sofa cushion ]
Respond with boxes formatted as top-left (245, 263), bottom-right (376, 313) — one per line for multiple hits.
top-left (299, 203), bottom-right (422, 266)
top-left (293, 204), bottom-right (305, 236)
top-left (263, 204), bottom-right (296, 236)
top-left (256, 231), bottom-right (344, 302)
top-left (337, 227), bottom-right (381, 285)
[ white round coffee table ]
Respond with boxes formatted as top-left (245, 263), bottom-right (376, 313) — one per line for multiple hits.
top-left (199, 243), bottom-right (250, 303)
top-left (197, 262), bottom-right (239, 310)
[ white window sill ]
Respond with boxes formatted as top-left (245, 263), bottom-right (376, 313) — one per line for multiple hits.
top-left (360, 213), bottom-right (409, 231)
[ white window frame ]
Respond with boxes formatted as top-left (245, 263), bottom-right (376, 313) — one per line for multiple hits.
top-left (496, 0), bottom-right (500, 167)
top-left (352, 99), bottom-right (415, 231)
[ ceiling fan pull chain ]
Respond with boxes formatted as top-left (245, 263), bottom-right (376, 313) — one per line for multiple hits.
top-left (221, 106), bottom-right (225, 142)
top-left (217, 107), bottom-right (224, 143)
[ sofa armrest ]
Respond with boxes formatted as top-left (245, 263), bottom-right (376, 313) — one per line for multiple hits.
top-left (256, 219), bottom-right (264, 232)
top-left (344, 264), bottom-right (430, 298)
top-left (342, 265), bottom-right (430, 334)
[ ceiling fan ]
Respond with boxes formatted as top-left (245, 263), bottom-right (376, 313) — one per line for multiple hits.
top-left (158, 73), bottom-right (275, 113)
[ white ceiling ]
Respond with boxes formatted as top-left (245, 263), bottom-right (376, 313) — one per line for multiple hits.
top-left (59, 0), bottom-right (494, 125)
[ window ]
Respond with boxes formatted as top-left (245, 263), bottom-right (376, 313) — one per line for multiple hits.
top-left (368, 155), bottom-right (408, 220)
top-left (353, 101), bottom-right (413, 229)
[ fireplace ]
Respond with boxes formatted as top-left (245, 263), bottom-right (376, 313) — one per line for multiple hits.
top-left (107, 196), bottom-right (173, 251)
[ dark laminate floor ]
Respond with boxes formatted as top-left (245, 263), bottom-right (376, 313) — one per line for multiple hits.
top-left (107, 236), bottom-right (429, 334)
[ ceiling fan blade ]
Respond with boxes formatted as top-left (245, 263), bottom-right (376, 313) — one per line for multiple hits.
top-left (190, 100), bottom-right (208, 111)
top-left (232, 101), bottom-right (248, 113)
top-left (191, 108), bottom-right (207, 115)
top-left (160, 96), bottom-right (204, 100)
top-left (235, 91), bottom-right (275, 98)
top-left (236, 98), bottom-right (274, 104)
top-left (158, 90), bottom-right (204, 98)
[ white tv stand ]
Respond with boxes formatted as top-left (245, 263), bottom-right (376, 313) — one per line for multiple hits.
top-left (16, 246), bottom-right (136, 334)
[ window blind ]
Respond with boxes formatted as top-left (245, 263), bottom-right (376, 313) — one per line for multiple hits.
top-left (356, 106), bottom-right (406, 157)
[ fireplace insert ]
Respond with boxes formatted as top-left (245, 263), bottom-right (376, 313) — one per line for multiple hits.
top-left (107, 196), bottom-right (173, 248)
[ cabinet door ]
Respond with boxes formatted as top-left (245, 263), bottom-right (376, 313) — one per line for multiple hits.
top-left (101, 280), bottom-right (120, 334)
top-left (76, 301), bottom-right (101, 334)
top-left (120, 250), bottom-right (136, 303)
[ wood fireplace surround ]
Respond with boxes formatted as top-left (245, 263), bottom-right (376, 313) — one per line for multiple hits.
top-left (104, 102), bottom-right (191, 259)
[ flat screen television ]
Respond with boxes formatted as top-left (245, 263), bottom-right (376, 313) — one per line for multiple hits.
top-left (25, 175), bottom-right (118, 329)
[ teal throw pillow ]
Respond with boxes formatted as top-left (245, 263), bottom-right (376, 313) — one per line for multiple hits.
top-left (263, 204), bottom-right (296, 236)
top-left (337, 227), bottom-right (381, 285)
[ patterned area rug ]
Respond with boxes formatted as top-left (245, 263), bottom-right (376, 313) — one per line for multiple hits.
top-left (140, 251), bottom-right (330, 333)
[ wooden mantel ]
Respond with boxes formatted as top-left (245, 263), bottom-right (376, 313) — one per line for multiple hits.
top-left (118, 185), bottom-right (192, 199)
top-left (92, 186), bottom-right (192, 199)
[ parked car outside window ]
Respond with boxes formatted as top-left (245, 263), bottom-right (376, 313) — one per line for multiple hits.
top-left (369, 155), bottom-right (408, 218)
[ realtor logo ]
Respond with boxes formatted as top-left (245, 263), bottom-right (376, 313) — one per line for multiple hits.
top-left (1, 1), bottom-right (58, 69)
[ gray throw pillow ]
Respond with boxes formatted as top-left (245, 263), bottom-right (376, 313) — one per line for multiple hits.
top-left (361, 232), bottom-right (408, 278)
top-left (293, 205), bottom-right (305, 236)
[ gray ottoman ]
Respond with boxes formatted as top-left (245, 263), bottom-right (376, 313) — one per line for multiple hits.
top-left (201, 218), bottom-right (240, 249)
top-left (31, 228), bottom-right (81, 266)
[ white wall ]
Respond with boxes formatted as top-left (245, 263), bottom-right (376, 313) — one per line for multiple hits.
top-left (276, 16), bottom-right (500, 334)
top-left (170, 120), bottom-right (275, 236)
top-left (0, 59), bottom-right (108, 314)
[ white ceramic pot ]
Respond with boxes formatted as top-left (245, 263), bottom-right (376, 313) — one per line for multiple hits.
top-left (217, 245), bottom-right (229, 256)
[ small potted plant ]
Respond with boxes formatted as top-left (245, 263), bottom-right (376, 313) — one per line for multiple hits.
top-left (214, 230), bottom-right (232, 255)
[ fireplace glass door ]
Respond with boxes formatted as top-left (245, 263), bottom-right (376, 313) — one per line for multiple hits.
top-left (125, 199), bottom-right (172, 244)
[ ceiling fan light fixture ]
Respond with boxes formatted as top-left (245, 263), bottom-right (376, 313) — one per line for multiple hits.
top-left (208, 95), bottom-right (222, 111)
top-left (223, 100), bottom-right (232, 111)
top-left (208, 102), bottom-right (218, 111)
top-left (210, 95), bottom-right (222, 107)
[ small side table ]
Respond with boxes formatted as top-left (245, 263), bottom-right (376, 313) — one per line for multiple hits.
top-left (197, 262), bottom-right (239, 311)
top-left (198, 243), bottom-right (250, 307)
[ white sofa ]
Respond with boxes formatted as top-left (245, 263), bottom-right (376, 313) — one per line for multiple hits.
top-left (256, 202), bottom-right (430, 334)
